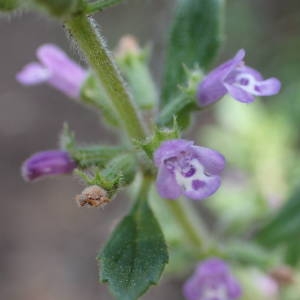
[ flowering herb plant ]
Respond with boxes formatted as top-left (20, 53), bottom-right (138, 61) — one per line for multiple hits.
top-left (3, 0), bottom-right (300, 299)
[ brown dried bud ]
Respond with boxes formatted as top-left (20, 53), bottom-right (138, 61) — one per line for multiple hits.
top-left (75, 185), bottom-right (110, 208)
top-left (270, 265), bottom-right (294, 285)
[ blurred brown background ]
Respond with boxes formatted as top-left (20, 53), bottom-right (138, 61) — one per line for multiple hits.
top-left (0, 0), bottom-right (299, 299)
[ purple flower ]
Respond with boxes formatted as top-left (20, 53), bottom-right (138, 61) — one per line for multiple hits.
top-left (183, 258), bottom-right (242, 300)
top-left (22, 150), bottom-right (76, 182)
top-left (154, 139), bottom-right (225, 200)
top-left (16, 44), bottom-right (87, 98)
top-left (197, 49), bottom-right (281, 106)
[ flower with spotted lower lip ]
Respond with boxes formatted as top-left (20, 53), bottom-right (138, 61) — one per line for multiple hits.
top-left (197, 49), bottom-right (281, 106)
top-left (154, 139), bottom-right (225, 200)
top-left (183, 258), bottom-right (242, 300)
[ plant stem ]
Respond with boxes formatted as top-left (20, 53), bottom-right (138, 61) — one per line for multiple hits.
top-left (85, 0), bottom-right (122, 14)
top-left (65, 15), bottom-right (146, 142)
top-left (164, 198), bottom-right (208, 249)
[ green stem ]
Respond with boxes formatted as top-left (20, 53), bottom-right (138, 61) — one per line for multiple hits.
top-left (164, 198), bottom-right (208, 249)
top-left (65, 15), bottom-right (146, 142)
top-left (85, 0), bottom-right (122, 14)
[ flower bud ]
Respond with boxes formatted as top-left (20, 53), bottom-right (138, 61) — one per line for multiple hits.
top-left (22, 150), bottom-right (76, 181)
top-left (115, 35), bottom-right (158, 110)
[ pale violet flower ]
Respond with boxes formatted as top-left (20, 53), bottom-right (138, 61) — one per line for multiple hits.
top-left (16, 44), bottom-right (87, 98)
top-left (183, 258), bottom-right (242, 300)
top-left (154, 139), bottom-right (225, 200)
top-left (22, 150), bottom-right (76, 181)
top-left (197, 49), bottom-right (281, 106)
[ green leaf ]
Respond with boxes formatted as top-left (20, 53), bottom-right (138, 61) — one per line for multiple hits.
top-left (0, 0), bottom-right (20, 11)
top-left (256, 187), bottom-right (300, 246)
top-left (285, 239), bottom-right (300, 266)
top-left (98, 197), bottom-right (168, 300)
top-left (161, 0), bottom-right (224, 106)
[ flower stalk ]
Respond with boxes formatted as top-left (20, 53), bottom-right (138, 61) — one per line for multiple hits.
top-left (64, 14), bottom-right (147, 143)
top-left (164, 199), bottom-right (207, 250)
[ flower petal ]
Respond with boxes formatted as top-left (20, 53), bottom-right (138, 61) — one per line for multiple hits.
top-left (184, 176), bottom-right (221, 201)
top-left (37, 44), bottom-right (75, 73)
top-left (253, 77), bottom-right (281, 96)
top-left (192, 146), bottom-right (225, 175)
top-left (16, 62), bottom-right (50, 85)
top-left (237, 66), bottom-right (263, 81)
top-left (197, 49), bottom-right (245, 106)
top-left (226, 276), bottom-right (243, 299)
top-left (154, 139), bottom-right (193, 167)
top-left (224, 83), bottom-right (255, 103)
top-left (226, 68), bottom-right (281, 99)
top-left (183, 258), bottom-right (242, 300)
top-left (196, 258), bottom-right (229, 276)
top-left (37, 44), bottom-right (87, 98)
top-left (183, 276), bottom-right (201, 300)
top-left (156, 164), bottom-right (182, 199)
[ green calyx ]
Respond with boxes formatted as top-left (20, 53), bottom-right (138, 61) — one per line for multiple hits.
top-left (75, 153), bottom-right (137, 197)
top-left (115, 36), bottom-right (158, 110)
top-left (157, 67), bottom-right (204, 128)
top-left (138, 118), bottom-right (180, 160)
top-left (60, 124), bottom-right (127, 169)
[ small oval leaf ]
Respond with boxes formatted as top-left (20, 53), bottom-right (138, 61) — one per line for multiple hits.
top-left (98, 198), bottom-right (168, 300)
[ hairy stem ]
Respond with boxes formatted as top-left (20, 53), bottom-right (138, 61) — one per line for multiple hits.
top-left (65, 15), bottom-right (146, 142)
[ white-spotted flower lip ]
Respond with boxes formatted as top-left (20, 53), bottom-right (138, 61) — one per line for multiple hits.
top-left (154, 139), bottom-right (225, 201)
top-left (197, 49), bottom-right (281, 106)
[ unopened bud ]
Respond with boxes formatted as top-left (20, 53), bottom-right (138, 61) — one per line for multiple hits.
top-left (115, 35), bottom-right (140, 58)
top-left (115, 35), bottom-right (158, 110)
top-left (75, 185), bottom-right (110, 208)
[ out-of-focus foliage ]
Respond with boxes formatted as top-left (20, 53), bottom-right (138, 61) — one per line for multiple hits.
top-left (161, 0), bottom-right (224, 106)
top-left (200, 99), bottom-right (296, 236)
